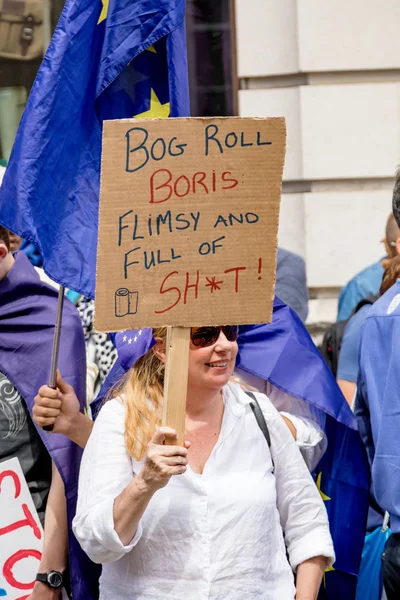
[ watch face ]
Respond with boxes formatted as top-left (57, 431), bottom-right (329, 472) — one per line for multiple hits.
top-left (48, 571), bottom-right (63, 588)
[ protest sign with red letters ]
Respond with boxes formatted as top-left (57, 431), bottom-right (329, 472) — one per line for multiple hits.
top-left (95, 117), bottom-right (286, 331)
top-left (0, 457), bottom-right (44, 600)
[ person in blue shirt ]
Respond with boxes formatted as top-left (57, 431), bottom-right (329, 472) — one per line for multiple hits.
top-left (336, 303), bottom-right (372, 404)
top-left (355, 172), bottom-right (400, 599)
top-left (337, 213), bottom-right (400, 321)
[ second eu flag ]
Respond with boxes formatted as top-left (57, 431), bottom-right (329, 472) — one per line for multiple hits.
top-left (0, 0), bottom-right (190, 298)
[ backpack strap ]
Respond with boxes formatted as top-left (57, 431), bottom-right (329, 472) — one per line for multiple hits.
top-left (246, 391), bottom-right (274, 472)
top-left (354, 294), bottom-right (378, 314)
top-left (245, 390), bottom-right (271, 448)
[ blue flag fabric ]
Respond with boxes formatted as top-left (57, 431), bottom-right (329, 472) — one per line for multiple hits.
top-left (0, 0), bottom-right (189, 298)
top-left (93, 297), bottom-right (370, 599)
top-left (236, 303), bottom-right (356, 430)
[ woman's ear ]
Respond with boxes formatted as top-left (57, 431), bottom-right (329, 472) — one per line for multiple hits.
top-left (0, 243), bottom-right (8, 261)
top-left (153, 337), bottom-right (167, 363)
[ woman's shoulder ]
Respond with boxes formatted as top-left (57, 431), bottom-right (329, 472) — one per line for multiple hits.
top-left (227, 380), bottom-right (280, 421)
top-left (95, 395), bottom-right (126, 422)
top-left (227, 382), bottom-right (295, 456)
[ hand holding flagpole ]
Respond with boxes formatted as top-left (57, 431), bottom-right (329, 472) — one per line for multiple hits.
top-left (43, 285), bottom-right (65, 431)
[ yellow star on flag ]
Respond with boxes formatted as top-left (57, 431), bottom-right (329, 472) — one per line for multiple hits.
top-left (146, 45), bottom-right (157, 53)
top-left (98, 0), bottom-right (108, 23)
top-left (316, 472), bottom-right (331, 501)
top-left (134, 89), bottom-right (170, 119)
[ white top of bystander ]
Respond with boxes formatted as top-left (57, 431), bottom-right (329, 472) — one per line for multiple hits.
top-left (73, 381), bottom-right (334, 600)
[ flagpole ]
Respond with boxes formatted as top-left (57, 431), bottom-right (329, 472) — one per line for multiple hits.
top-left (44, 284), bottom-right (65, 431)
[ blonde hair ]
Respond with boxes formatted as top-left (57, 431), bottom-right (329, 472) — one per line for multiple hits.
top-left (111, 327), bottom-right (167, 460)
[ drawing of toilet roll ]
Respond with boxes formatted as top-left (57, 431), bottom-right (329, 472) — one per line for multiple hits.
top-left (115, 288), bottom-right (138, 317)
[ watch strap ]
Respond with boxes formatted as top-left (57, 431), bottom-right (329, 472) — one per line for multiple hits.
top-left (36, 571), bottom-right (64, 588)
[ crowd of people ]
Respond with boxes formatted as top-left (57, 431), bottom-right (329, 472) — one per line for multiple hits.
top-left (2, 173), bottom-right (400, 599)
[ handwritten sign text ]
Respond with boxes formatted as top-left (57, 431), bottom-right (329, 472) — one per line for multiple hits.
top-left (96, 117), bottom-right (286, 330)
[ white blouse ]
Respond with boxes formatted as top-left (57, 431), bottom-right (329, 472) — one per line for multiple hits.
top-left (73, 382), bottom-right (334, 600)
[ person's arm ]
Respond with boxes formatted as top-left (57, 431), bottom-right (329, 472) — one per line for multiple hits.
top-left (28, 463), bottom-right (68, 600)
top-left (72, 399), bottom-right (189, 563)
top-left (281, 414), bottom-right (297, 438)
top-left (295, 557), bottom-right (327, 600)
top-left (113, 427), bottom-right (189, 545)
top-left (254, 393), bottom-right (334, 580)
top-left (266, 383), bottom-right (327, 471)
top-left (233, 370), bottom-right (327, 462)
top-left (336, 305), bottom-right (370, 407)
top-left (337, 328), bottom-right (359, 407)
top-left (62, 410), bottom-right (93, 448)
top-left (337, 379), bottom-right (356, 407)
top-left (33, 370), bottom-right (93, 448)
top-left (279, 411), bottom-right (327, 471)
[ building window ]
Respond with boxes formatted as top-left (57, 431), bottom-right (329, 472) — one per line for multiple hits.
top-left (0, 0), bottom-right (65, 163)
top-left (186, 0), bottom-right (237, 117)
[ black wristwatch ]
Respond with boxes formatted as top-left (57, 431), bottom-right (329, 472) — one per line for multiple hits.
top-left (36, 570), bottom-right (64, 589)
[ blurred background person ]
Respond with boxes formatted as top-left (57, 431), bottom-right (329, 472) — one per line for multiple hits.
top-left (337, 214), bottom-right (400, 321)
top-left (336, 255), bottom-right (400, 406)
top-left (275, 247), bottom-right (308, 323)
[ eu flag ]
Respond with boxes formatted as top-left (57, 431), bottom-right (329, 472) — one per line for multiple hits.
top-left (237, 298), bottom-right (370, 600)
top-left (0, 0), bottom-right (189, 298)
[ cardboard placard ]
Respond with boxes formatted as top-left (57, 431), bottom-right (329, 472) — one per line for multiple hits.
top-left (0, 457), bottom-right (44, 599)
top-left (96, 117), bottom-right (286, 331)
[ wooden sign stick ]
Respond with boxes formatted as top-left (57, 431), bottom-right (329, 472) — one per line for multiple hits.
top-left (162, 326), bottom-right (191, 446)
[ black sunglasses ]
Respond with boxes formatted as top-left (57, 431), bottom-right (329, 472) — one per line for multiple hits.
top-left (190, 326), bottom-right (239, 348)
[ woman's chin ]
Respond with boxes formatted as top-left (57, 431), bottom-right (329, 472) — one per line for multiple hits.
top-left (188, 365), bottom-right (234, 391)
top-left (204, 369), bottom-right (232, 387)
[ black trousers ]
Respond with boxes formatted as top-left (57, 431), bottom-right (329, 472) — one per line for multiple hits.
top-left (382, 533), bottom-right (400, 600)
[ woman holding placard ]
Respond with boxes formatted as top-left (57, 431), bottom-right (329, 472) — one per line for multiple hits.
top-left (72, 325), bottom-right (334, 599)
